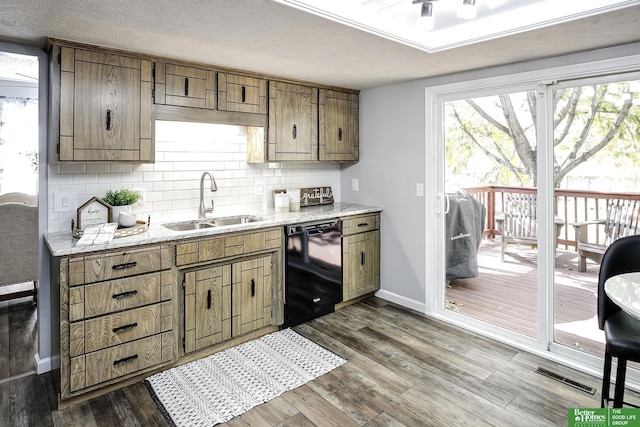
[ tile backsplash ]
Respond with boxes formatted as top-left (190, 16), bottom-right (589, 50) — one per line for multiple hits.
top-left (47, 121), bottom-right (341, 232)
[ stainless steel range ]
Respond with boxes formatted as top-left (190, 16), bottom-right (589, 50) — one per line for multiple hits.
top-left (284, 219), bottom-right (342, 328)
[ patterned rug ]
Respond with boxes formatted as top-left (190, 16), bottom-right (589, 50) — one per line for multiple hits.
top-left (144, 328), bottom-right (346, 427)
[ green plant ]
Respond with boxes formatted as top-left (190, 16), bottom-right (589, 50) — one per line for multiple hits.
top-left (103, 188), bottom-right (141, 206)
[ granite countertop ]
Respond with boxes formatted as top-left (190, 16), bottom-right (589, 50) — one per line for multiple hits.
top-left (45, 202), bottom-right (382, 257)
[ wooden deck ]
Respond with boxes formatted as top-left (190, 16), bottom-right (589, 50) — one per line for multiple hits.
top-left (445, 239), bottom-right (604, 356)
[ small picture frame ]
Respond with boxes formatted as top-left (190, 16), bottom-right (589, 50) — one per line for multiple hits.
top-left (76, 197), bottom-right (112, 230)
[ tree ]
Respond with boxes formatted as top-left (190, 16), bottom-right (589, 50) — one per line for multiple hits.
top-left (446, 81), bottom-right (639, 188)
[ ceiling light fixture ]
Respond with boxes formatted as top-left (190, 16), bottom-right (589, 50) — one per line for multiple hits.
top-left (413, 0), bottom-right (438, 31)
top-left (458, 0), bottom-right (477, 19)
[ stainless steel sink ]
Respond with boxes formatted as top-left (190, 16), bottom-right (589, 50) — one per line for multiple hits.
top-left (210, 215), bottom-right (263, 226)
top-left (162, 220), bottom-right (216, 231)
top-left (162, 215), bottom-right (263, 231)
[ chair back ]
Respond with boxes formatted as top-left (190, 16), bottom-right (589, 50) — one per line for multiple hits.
top-left (597, 234), bottom-right (640, 330)
top-left (502, 192), bottom-right (538, 238)
top-left (603, 199), bottom-right (640, 247)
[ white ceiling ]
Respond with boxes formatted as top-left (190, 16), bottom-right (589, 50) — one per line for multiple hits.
top-left (1, 0), bottom-right (640, 90)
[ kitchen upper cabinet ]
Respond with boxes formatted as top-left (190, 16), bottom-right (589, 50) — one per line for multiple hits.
top-left (218, 72), bottom-right (267, 114)
top-left (319, 89), bottom-right (359, 162)
top-left (267, 81), bottom-right (318, 162)
top-left (58, 47), bottom-right (154, 162)
top-left (154, 63), bottom-right (216, 109)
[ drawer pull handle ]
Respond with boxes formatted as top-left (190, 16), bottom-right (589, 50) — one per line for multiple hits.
top-left (361, 251), bottom-right (365, 266)
top-left (112, 262), bottom-right (137, 270)
top-left (112, 290), bottom-right (138, 299)
top-left (251, 278), bottom-right (255, 297)
top-left (106, 109), bottom-right (112, 130)
top-left (184, 77), bottom-right (189, 96)
top-left (357, 223), bottom-right (369, 227)
top-left (338, 127), bottom-right (343, 141)
top-left (112, 322), bottom-right (138, 334)
top-left (292, 124), bottom-right (297, 140)
top-left (241, 86), bottom-right (246, 103)
top-left (207, 289), bottom-right (212, 309)
top-left (113, 354), bottom-right (138, 367)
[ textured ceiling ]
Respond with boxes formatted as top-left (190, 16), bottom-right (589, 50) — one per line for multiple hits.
top-left (1, 0), bottom-right (640, 90)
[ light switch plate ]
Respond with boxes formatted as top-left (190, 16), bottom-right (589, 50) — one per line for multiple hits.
top-left (352, 178), bottom-right (359, 191)
top-left (53, 191), bottom-right (77, 213)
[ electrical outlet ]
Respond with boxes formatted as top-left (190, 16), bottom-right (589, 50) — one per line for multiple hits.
top-left (352, 178), bottom-right (359, 191)
top-left (416, 183), bottom-right (424, 197)
top-left (255, 183), bottom-right (265, 195)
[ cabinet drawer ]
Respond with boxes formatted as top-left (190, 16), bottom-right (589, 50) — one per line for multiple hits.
top-left (69, 270), bottom-right (172, 321)
top-left (70, 333), bottom-right (171, 392)
top-left (72, 302), bottom-right (173, 355)
top-left (342, 214), bottom-right (380, 235)
top-left (68, 246), bottom-right (167, 286)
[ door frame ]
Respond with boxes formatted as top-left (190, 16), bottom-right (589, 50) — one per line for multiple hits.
top-left (423, 51), bottom-right (640, 383)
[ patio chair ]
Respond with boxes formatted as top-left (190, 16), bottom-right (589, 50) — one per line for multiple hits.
top-left (0, 192), bottom-right (38, 303)
top-left (598, 234), bottom-right (640, 408)
top-left (573, 199), bottom-right (640, 273)
top-left (495, 192), bottom-right (564, 262)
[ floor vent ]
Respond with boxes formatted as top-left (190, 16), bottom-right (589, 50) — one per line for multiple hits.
top-left (535, 367), bottom-right (596, 395)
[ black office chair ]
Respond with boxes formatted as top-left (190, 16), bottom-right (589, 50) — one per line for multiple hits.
top-left (598, 234), bottom-right (640, 408)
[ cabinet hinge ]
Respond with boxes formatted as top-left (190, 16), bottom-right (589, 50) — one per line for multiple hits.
top-left (182, 337), bottom-right (185, 352)
top-left (151, 64), bottom-right (156, 101)
top-left (57, 53), bottom-right (61, 65)
top-left (182, 278), bottom-right (185, 289)
top-left (56, 143), bottom-right (60, 154)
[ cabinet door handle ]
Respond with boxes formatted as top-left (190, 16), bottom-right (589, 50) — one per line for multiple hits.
top-left (251, 278), bottom-right (255, 297)
top-left (357, 223), bottom-right (369, 228)
top-left (112, 261), bottom-right (137, 270)
top-left (207, 289), bottom-right (212, 309)
top-left (241, 86), bottom-right (246, 103)
top-left (113, 354), bottom-right (138, 367)
top-left (361, 251), bottom-right (365, 266)
top-left (112, 322), bottom-right (138, 334)
top-left (106, 109), bottom-right (112, 130)
top-left (184, 77), bottom-right (189, 96)
top-left (292, 124), bottom-right (297, 140)
top-left (112, 289), bottom-right (138, 299)
top-left (338, 127), bottom-right (343, 141)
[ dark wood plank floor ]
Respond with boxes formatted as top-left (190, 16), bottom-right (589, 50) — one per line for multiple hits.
top-left (1, 297), bottom-right (632, 426)
top-left (0, 296), bottom-right (37, 381)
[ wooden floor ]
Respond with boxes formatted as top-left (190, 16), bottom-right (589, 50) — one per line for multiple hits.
top-left (0, 295), bottom-right (37, 381)
top-left (446, 239), bottom-right (604, 356)
top-left (2, 297), bottom-right (632, 427)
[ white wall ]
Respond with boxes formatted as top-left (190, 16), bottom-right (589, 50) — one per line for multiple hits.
top-left (47, 121), bottom-right (341, 232)
top-left (345, 41), bottom-right (640, 313)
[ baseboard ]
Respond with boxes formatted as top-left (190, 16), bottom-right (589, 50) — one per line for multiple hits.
top-left (375, 289), bottom-right (425, 313)
top-left (36, 353), bottom-right (60, 374)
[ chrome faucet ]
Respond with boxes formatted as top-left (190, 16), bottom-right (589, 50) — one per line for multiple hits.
top-left (199, 171), bottom-right (218, 218)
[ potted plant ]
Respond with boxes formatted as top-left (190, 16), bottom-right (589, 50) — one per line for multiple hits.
top-left (103, 188), bottom-right (141, 222)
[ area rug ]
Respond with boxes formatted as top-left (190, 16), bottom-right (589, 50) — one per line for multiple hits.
top-left (144, 328), bottom-right (346, 427)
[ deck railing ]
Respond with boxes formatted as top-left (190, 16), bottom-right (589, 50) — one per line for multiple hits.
top-left (462, 186), bottom-right (640, 249)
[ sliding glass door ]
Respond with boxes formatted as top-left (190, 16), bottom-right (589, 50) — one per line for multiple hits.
top-left (433, 72), bottom-right (640, 362)
top-left (443, 88), bottom-right (540, 339)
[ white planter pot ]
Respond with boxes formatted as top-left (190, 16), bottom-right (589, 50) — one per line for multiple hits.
top-left (111, 205), bottom-right (132, 223)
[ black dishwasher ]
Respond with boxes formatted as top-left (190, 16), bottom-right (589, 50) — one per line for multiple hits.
top-left (284, 219), bottom-right (343, 328)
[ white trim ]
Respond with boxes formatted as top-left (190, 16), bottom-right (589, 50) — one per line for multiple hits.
top-left (375, 290), bottom-right (426, 313)
top-left (35, 353), bottom-right (59, 375)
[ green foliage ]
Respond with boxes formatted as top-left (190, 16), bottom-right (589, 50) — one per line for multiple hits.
top-left (103, 188), bottom-right (140, 206)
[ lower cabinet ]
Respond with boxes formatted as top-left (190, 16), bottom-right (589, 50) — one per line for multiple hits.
top-left (183, 255), bottom-right (276, 354)
top-left (342, 213), bottom-right (381, 301)
top-left (58, 244), bottom-right (175, 400)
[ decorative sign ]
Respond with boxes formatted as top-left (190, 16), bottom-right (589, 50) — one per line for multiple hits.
top-left (77, 197), bottom-right (112, 230)
top-left (300, 187), bottom-right (334, 207)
